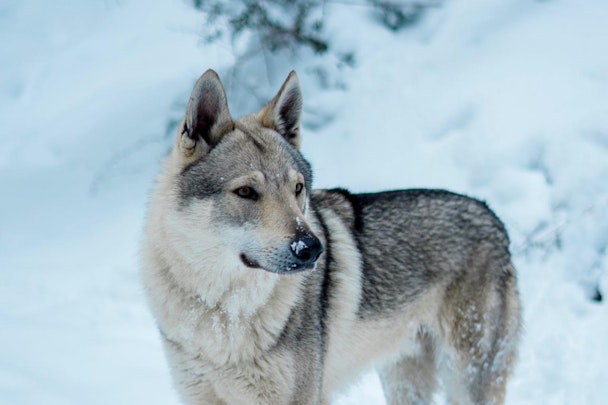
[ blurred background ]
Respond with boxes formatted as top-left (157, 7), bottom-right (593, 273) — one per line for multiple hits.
top-left (1, 0), bottom-right (607, 403)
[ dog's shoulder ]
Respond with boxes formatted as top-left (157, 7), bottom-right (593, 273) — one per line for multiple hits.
top-left (311, 188), bottom-right (363, 232)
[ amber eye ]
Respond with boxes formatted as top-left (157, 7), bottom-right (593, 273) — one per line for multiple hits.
top-left (295, 183), bottom-right (304, 196)
top-left (234, 186), bottom-right (258, 200)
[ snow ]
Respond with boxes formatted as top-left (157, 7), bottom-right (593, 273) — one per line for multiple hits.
top-left (291, 240), bottom-right (308, 256)
top-left (1, 0), bottom-right (607, 404)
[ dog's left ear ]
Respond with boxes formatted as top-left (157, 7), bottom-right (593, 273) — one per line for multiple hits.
top-left (258, 71), bottom-right (303, 149)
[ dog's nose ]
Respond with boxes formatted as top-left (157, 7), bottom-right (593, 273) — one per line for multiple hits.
top-left (290, 233), bottom-right (324, 267)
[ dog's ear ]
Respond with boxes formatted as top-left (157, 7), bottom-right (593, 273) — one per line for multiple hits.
top-left (258, 71), bottom-right (303, 149)
top-left (178, 69), bottom-right (234, 159)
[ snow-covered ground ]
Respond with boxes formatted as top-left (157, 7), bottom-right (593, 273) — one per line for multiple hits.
top-left (1, 0), bottom-right (607, 404)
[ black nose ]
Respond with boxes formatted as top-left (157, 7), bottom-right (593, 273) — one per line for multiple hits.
top-left (290, 233), bottom-right (324, 267)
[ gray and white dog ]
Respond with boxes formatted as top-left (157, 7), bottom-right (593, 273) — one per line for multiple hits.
top-left (141, 69), bottom-right (521, 405)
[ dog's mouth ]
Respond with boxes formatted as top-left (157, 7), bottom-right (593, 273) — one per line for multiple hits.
top-left (240, 253), bottom-right (315, 274)
top-left (240, 253), bottom-right (261, 269)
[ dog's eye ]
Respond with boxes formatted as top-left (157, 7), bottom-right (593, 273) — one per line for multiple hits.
top-left (295, 183), bottom-right (304, 196)
top-left (234, 186), bottom-right (258, 201)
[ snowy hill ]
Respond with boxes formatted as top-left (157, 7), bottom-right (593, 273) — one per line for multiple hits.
top-left (1, 0), bottom-right (607, 404)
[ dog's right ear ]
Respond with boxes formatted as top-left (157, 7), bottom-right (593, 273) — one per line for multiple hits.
top-left (177, 69), bottom-right (234, 161)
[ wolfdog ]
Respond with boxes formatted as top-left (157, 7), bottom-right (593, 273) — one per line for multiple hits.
top-left (141, 69), bottom-right (521, 404)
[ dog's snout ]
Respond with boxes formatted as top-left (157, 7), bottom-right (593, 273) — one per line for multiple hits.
top-left (290, 233), bottom-right (323, 267)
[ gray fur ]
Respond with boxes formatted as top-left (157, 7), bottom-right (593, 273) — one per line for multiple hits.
top-left (141, 69), bottom-right (522, 405)
top-left (353, 189), bottom-right (513, 315)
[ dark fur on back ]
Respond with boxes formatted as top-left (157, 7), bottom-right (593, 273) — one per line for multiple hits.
top-left (313, 188), bottom-right (513, 315)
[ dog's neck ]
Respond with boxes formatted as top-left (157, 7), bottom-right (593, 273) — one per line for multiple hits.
top-left (194, 265), bottom-right (283, 320)
top-left (151, 251), bottom-right (305, 364)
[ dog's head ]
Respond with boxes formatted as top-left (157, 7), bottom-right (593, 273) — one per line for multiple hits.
top-left (163, 70), bottom-right (323, 275)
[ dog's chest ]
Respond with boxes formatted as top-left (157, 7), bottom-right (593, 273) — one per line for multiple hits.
top-left (163, 271), bottom-right (304, 365)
